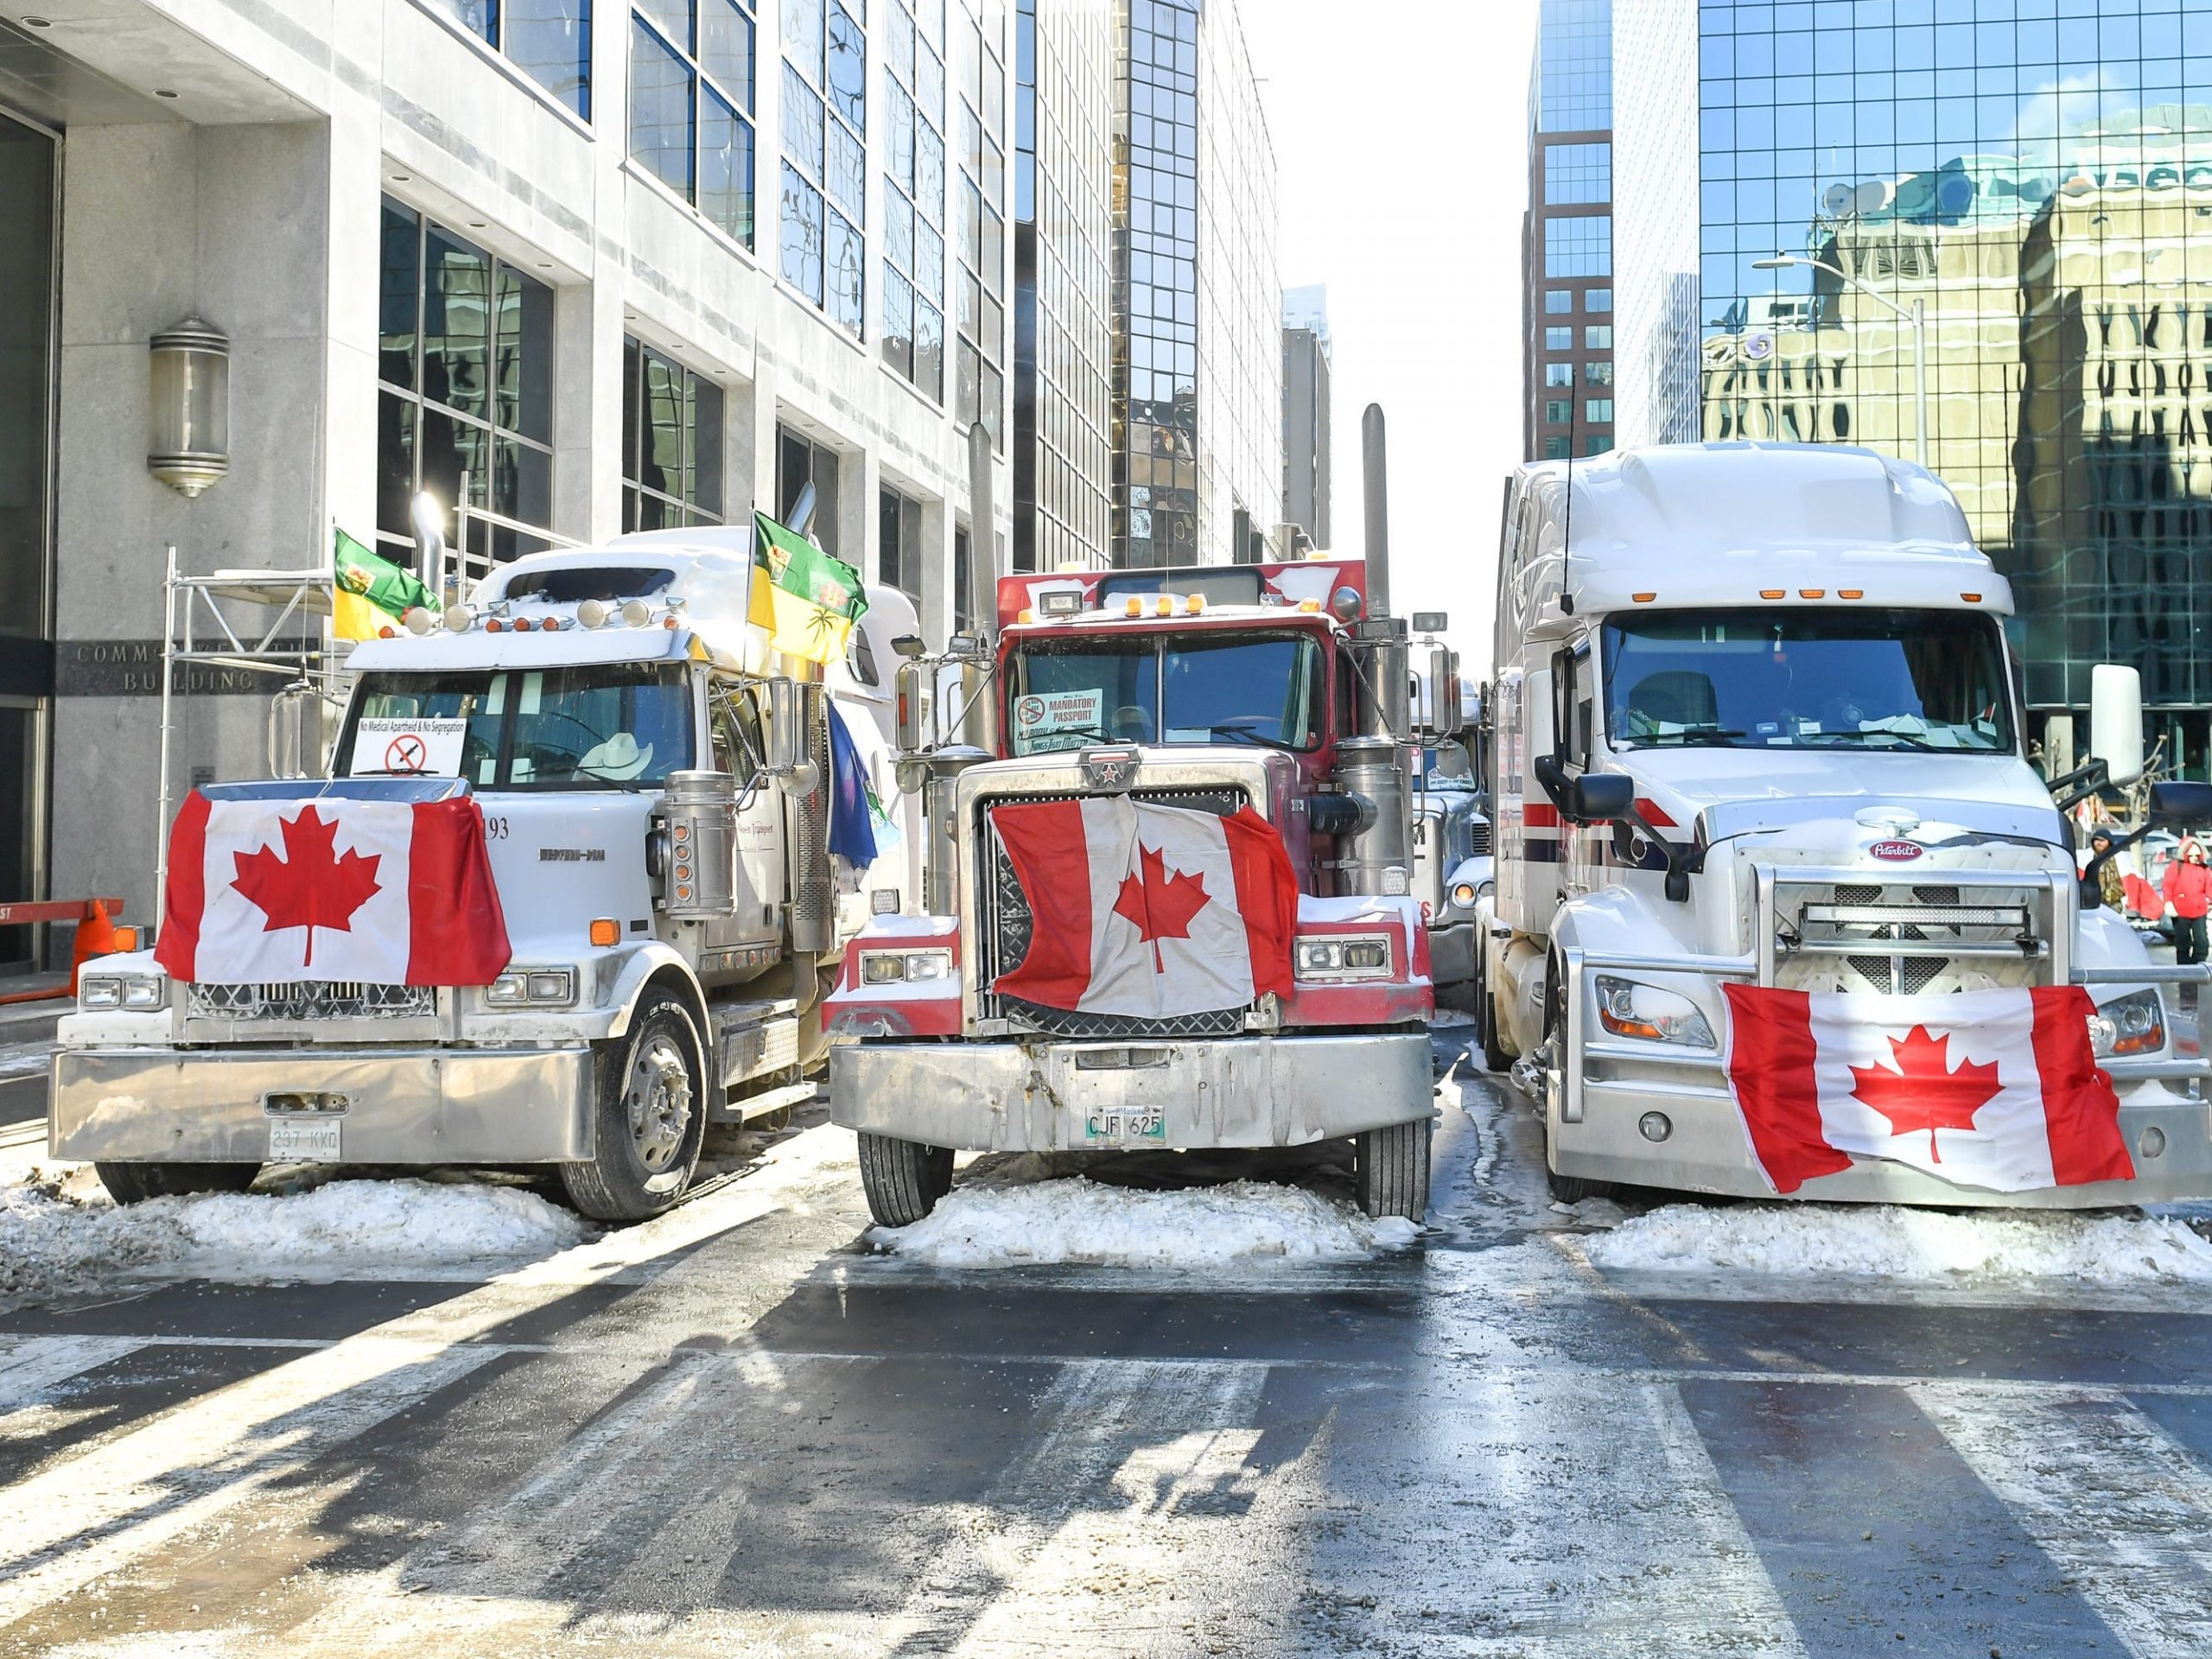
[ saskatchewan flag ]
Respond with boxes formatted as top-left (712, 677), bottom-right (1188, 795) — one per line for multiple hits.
top-left (333, 528), bottom-right (439, 642)
top-left (751, 512), bottom-right (869, 665)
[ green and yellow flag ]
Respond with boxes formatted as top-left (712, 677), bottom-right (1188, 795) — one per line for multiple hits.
top-left (750, 512), bottom-right (869, 664)
top-left (333, 528), bottom-right (440, 642)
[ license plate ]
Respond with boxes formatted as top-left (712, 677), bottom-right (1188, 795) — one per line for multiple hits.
top-left (1084, 1108), bottom-right (1166, 1144)
top-left (269, 1118), bottom-right (341, 1162)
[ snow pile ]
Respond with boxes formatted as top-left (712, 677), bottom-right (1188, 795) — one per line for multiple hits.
top-left (1586, 1203), bottom-right (2212, 1286)
top-left (0, 1171), bottom-right (588, 1305)
top-left (871, 1176), bottom-right (1420, 1268)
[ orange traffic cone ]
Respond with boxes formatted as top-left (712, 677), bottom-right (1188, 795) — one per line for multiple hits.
top-left (68, 899), bottom-right (118, 994)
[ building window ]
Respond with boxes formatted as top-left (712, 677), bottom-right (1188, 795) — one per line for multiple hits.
top-left (1545, 398), bottom-right (1573, 424)
top-left (1545, 327), bottom-right (1573, 351)
top-left (1543, 435), bottom-right (1571, 460)
top-left (1586, 435), bottom-right (1613, 456)
top-left (1585, 324), bottom-right (1612, 350)
top-left (1585, 287), bottom-right (1611, 312)
top-left (782, 0), bottom-right (866, 336)
top-left (882, 0), bottom-right (948, 398)
top-left (434, 1), bottom-right (593, 118)
top-left (622, 338), bottom-right (723, 531)
top-left (1544, 214), bottom-right (1611, 279)
top-left (775, 424), bottom-right (844, 556)
top-left (957, 0), bottom-right (1007, 448)
top-left (1543, 141), bottom-right (1611, 206)
top-left (1586, 397), bottom-right (1613, 424)
top-left (1544, 289), bottom-right (1574, 315)
top-left (1585, 360), bottom-right (1613, 385)
top-left (1544, 362), bottom-right (1573, 388)
top-left (878, 486), bottom-right (925, 601)
top-left (631, 3), bottom-right (757, 246)
top-left (1537, 0), bottom-right (1610, 131)
top-left (378, 198), bottom-right (554, 564)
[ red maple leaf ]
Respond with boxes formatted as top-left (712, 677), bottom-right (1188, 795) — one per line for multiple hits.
top-left (1112, 842), bottom-right (1211, 973)
top-left (1850, 1026), bottom-right (2002, 1163)
top-left (230, 806), bottom-right (384, 968)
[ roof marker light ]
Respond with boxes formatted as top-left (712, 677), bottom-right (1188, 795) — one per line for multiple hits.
top-left (512, 616), bottom-right (534, 632)
top-left (485, 618), bottom-right (505, 632)
top-left (403, 607), bottom-right (435, 636)
top-left (1838, 588), bottom-right (1864, 600)
top-left (621, 599), bottom-right (653, 627)
top-left (1799, 588), bottom-right (1826, 599)
top-left (1185, 594), bottom-right (1206, 615)
top-left (577, 598), bottom-right (608, 628)
top-left (1154, 595), bottom-right (1174, 617)
top-left (1017, 607), bottom-right (1037, 625)
top-left (1961, 592), bottom-right (1982, 602)
top-left (1298, 598), bottom-right (1321, 613)
top-left (1759, 589), bottom-right (1786, 600)
top-left (1125, 596), bottom-right (1144, 618)
top-left (1631, 591), bottom-right (1656, 603)
top-left (445, 603), bottom-right (474, 632)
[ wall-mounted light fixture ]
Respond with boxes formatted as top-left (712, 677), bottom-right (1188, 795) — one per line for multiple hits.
top-left (148, 316), bottom-right (230, 499)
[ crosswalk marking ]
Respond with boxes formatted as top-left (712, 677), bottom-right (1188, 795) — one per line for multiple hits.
top-left (0, 1334), bottom-right (143, 1412)
top-left (1913, 1383), bottom-right (2212, 1659)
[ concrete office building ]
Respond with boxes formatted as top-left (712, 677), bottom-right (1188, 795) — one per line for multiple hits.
top-left (0, 0), bottom-right (1014, 959)
top-left (1012, 0), bottom-right (1113, 573)
top-left (1522, 0), bottom-right (1618, 464)
top-left (1600, 1), bottom-right (2212, 775)
top-left (1110, 0), bottom-right (1281, 568)
top-left (1281, 283), bottom-right (1331, 550)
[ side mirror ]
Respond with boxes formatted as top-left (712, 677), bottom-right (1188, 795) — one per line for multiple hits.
top-left (894, 658), bottom-right (929, 753)
top-left (891, 633), bottom-right (926, 659)
top-left (765, 677), bottom-right (802, 775)
top-left (2148, 781), bottom-right (2212, 827)
top-left (1426, 646), bottom-right (1464, 737)
top-left (2089, 664), bottom-right (2145, 786)
top-left (1568, 771), bottom-right (1635, 822)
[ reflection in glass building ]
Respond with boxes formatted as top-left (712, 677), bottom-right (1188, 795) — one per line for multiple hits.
top-left (1014, 0), bottom-right (1114, 571)
top-left (1109, 0), bottom-right (1281, 567)
top-left (1603, 2), bottom-right (2212, 777)
top-left (1524, 0), bottom-right (1619, 463)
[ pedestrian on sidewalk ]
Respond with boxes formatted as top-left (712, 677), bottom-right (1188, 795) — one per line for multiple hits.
top-left (2164, 838), bottom-right (2212, 1005)
top-left (2089, 828), bottom-right (2126, 912)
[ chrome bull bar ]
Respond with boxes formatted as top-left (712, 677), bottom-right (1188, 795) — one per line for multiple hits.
top-left (1556, 861), bottom-right (2212, 1126)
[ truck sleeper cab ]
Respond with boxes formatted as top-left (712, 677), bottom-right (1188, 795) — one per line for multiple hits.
top-left (1479, 442), bottom-right (2212, 1207)
top-left (826, 558), bottom-right (1446, 1226)
top-left (54, 530), bottom-right (916, 1221)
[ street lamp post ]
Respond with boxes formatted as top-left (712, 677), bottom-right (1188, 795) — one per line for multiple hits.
top-left (1752, 253), bottom-right (1929, 470)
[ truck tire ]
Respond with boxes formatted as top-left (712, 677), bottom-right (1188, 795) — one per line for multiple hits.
top-left (1356, 1119), bottom-right (1431, 1221)
top-left (857, 1133), bottom-right (954, 1227)
top-left (1540, 957), bottom-right (1615, 1206)
top-left (562, 989), bottom-right (706, 1223)
top-left (94, 1162), bottom-right (260, 1205)
top-left (1476, 950), bottom-right (1513, 1074)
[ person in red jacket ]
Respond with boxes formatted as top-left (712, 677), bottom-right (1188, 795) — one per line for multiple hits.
top-left (2163, 840), bottom-right (2212, 1001)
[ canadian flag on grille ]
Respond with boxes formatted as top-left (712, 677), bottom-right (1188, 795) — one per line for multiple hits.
top-left (988, 798), bottom-right (1297, 1018)
top-left (155, 792), bottom-right (512, 987)
top-left (1722, 983), bottom-right (2133, 1193)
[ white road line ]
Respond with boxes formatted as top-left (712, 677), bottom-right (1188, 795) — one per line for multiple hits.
top-left (1916, 1383), bottom-right (2212, 1659)
top-left (0, 1334), bottom-right (143, 1410)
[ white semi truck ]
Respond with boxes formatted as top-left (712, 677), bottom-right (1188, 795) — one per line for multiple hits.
top-left (52, 527), bottom-right (913, 1220)
top-left (1478, 442), bottom-right (2212, 1205)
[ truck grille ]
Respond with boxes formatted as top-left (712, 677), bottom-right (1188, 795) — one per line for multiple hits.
top-left (188, 981), bottom-right (438, 1020)
top-left (1469, 818), bottom-right (1492, 857)
top-left (976, 785), bottom-right (1255, 1037)
top-left (1781, 880), bottom-right (2041, 995)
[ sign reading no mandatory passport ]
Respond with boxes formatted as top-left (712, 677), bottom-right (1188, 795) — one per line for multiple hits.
top-left (1014, 690), bottom-right (1108, 751)
top-left (353, 717), bottom-right (467, 777)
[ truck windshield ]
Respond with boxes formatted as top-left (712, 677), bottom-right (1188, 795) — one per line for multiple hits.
top-left (1603, 608), bottom-right (2015, 754)
top-left (1006, 632), bottom-right (1325, 754)
top-left (337, 664), bottom-right (695, 789)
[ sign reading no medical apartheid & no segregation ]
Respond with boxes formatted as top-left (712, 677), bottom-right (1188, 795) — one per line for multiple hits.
top-left (352, 717), bottom-right (467, 777)
top-left (154, 793), bottom-right (511, 987)
top-left (1722, 983), bottom-right (2133, 1193)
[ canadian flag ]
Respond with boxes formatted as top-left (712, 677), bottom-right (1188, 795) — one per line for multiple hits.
top-left (989, 798), bottom-right (1296, 1017)
top-left (1722, 984), bottom-right (2134, 1193)
top-left (155, 793), bottom-right (512, 987)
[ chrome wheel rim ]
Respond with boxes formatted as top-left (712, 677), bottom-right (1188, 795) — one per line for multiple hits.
top-left (626, 1033), bottom-right (693, 1173)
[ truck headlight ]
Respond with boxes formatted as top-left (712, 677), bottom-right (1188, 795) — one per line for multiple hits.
top-left (1294, 935), bottom-right (1393, 982)
top-left (487, 967), bottom-right (577, 1007)
top-left (859, 948), bottom-right (954, 985)
top-left (2088, 989), bottom-right (2164, 1058)
top-left (1595, 976), bottom-right (1716, 1047)
top-left (80, 975), bottom-right (163, 1013)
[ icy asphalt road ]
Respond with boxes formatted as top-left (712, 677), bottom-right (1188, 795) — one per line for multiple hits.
top-left (1, 1033), bottom-right (2211, 1656)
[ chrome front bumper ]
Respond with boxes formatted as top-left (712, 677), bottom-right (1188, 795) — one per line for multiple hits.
top-left (49, 1046), bottom-right (596, 1165)
top-left (830, 1029), bottom-right (1433, 1152)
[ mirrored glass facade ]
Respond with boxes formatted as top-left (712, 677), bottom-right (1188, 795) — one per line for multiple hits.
top-left (1683, 0), bottom-right (2212, 771)
top-left (1525, 0), bottom-right (1618, 461)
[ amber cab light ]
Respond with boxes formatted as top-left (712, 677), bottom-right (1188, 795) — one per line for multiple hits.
top-left (589, 918), bottom-right (619, 947)
top-left (1961, 592), bottom-right (1982, 602)
top-left (1799, 589), bottom-right (1826, 599)
top-left (1838, 588), bottom-right (1864, 600)
top-left (112, 925), bottom-right (140, 952)
top-left (1759, 589), bottom-right (1786, 600)
top-left (1631, 592), bottom-right (1657, 603)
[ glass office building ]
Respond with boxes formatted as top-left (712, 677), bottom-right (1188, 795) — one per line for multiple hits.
top-left (1657, 1), bottom-right (2212, 773)
top-left (1524, 0), bottom-right (1619, 463)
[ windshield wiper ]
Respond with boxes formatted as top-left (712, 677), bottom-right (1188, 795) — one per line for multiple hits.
top-left (1626, 728), bottom-right (1748, 748)
top-left (1802, 729), bottom-right (1944, 753)
top-left (1205, 721), bottom-right (1298, 752)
